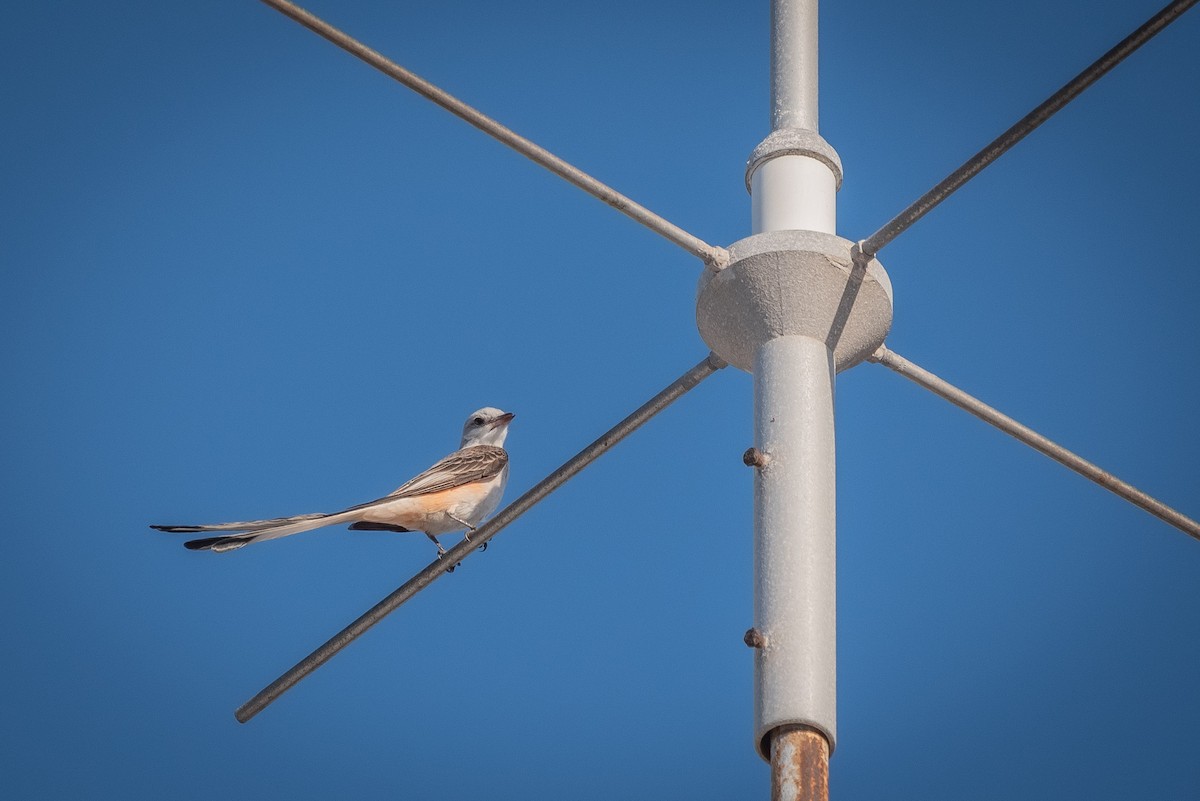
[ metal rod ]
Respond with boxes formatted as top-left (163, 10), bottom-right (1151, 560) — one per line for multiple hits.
top-left (235, 353), bottom-right (726, 723)
top-left (770, 725), bottom-right (830, 801)
top-left (257, 0), bottom-right (728, 269)
top-left (770, 0), bottom-right (819, 131)
top-left (858, 0), bottom-right (1199, 259)
top-left (870, 345), bottom-right (1200, 542)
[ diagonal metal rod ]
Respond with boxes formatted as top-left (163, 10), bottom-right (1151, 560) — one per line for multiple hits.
top-left (235, 352), bottom-right (726, 723)
top-left (870, 345), bottom-right (1200, 542)
top-left (258, 0), bottom-right (728, 269)
top-left (858, 0), bottom-right (1198, 259)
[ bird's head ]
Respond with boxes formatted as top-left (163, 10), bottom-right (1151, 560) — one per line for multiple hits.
top-left (460, 407), bottom-right (515, 448)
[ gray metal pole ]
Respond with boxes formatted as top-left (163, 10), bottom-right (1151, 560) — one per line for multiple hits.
top-left (235, 353), bottom-right (725, 723)
top-left (754, 336), bottom-right (837, 786)
top-left (754, 2), bottom-right (836, 798)
top-left (258, 0), bottom-right (728, 270)
top-left (870, 345), bottom-right (1200, 542)
top-left (858, 0), bottom-right (1198, 259)
top-left (771, 0), bottom-right (819, 132)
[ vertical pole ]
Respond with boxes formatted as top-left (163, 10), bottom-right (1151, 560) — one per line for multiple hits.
top-left (770, 0), bottom-right (819, 131)
top-left (752, 0), bottom-right (836, 236)
top-left (751, 1), bottom-right (836, 799)
top-left (755, 337), bottom-right (836, 801)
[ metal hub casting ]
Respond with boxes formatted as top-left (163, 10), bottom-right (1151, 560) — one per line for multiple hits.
top-left (695, 229), bottom-right (894, 372)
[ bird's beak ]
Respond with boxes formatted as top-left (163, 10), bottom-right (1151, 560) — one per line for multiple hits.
top-left (491, 412), bottom-right (515, 428)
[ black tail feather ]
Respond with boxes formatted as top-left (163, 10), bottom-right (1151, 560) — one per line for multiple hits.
top-left (184, 535), bottom-right (249, 551)
top-left (348, 522), bottom-right (412, 533)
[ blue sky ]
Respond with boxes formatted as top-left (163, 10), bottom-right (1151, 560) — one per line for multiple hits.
top-left (2, 1), bottom-right (1198, 799)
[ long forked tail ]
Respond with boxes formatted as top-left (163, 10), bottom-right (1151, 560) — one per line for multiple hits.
top-left (151, 510), bottom-right (359, 553)
top-left (181, 534), bottom-right (257, 553)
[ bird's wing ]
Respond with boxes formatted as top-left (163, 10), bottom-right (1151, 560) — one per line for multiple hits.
top-left (392, 445), bottom-right (508, 496)
top-left (336, 446), bottom-right (509, 515)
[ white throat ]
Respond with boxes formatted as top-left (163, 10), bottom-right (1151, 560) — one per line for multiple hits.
top-left (462, 425), bottom-right (509, 449)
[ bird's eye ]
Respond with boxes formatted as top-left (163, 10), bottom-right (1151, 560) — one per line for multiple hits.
top-left (473, 417), bottom-right (485, 426)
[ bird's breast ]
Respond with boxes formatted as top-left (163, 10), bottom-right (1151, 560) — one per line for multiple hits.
top-left (362, 468), bottom-right (508, 535)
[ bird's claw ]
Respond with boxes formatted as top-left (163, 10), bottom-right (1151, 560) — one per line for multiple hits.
top-left (434, 547), bottom-right (461, 573)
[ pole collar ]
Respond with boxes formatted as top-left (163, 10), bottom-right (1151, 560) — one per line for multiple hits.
top-left (745, 128), bottom-right (843, 193)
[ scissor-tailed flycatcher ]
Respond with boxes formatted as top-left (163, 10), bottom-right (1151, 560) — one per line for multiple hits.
top-left (152, 408), bottom-right (514, 556)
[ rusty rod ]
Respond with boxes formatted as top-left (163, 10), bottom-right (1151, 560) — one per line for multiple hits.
top-left (257, 0), bottom-right (728, 269)
top-left (770, 725), bottom-right (830, 801)
top-left (235, 352), bottom-right (726, 723)
top-left (871, 345), bottom-right (1200, 542)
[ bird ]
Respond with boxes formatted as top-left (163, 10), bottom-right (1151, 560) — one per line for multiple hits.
top-left (152, 407), bottom-right (514, 557)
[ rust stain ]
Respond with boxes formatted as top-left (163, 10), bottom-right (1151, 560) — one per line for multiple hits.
top-left (771, 725), bottom-right (829, 801)
top-left (744, 628), bottom-right (768, 649)
top-left (743, 447), bottom-right (770, 468)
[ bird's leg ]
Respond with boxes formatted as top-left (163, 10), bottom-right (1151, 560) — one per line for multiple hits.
top-left (448, 515), bottom-right (475, 534)
top-left (426, 532), bottom-right (447, 557)
top-left (447, 513), bottom-right (477, 540)
top-left (446, 512), bottom-right (488, 551)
